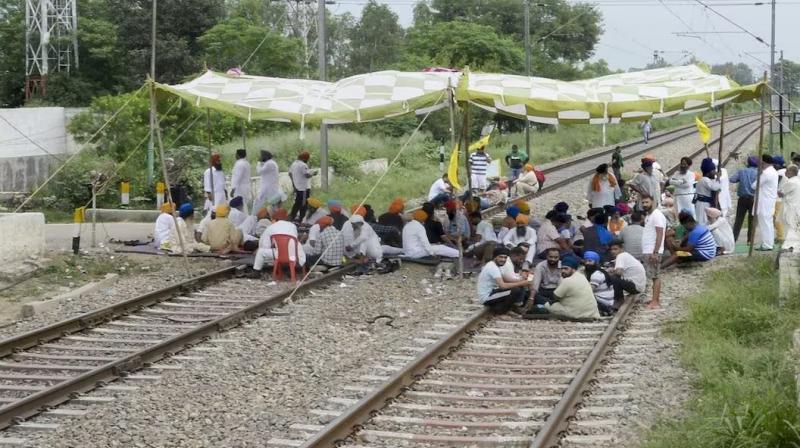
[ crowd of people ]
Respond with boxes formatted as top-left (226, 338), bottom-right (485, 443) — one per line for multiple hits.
top-left (151, 144), bottom-right (800, 320)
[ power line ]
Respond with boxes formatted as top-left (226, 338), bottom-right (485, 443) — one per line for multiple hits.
top-left (692, 0), bottom-right (770, 46)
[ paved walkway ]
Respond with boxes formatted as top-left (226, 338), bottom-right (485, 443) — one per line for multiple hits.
top-left (45, 223), bottom-right (153, 251)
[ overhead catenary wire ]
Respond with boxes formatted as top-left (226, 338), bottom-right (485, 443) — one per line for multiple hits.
top-left (693, 0), bottom-right (770, 46)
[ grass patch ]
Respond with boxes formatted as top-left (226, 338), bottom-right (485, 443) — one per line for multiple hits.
top-left (639, 256), bottom-right (800, 448)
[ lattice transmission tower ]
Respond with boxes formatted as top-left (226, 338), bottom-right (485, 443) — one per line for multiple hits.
top-left (25, 0), bottom-right (79, 100)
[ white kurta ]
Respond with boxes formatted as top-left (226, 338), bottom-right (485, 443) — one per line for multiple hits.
top-left (669, 171), bottom-right (696, 218)
top-left (255, 159), bottom-right (281, 209)
top-left (303, 223), bottom-right (322, 255)
top-left (153, 213), bottom-right (175, 248)
top-left (694, 177), bottom-right (721, 226)
top-left (351, 224), bottom-right (383, 262)
top-left (401, 221), bottom-right (459, 259)
top-left (253, 220), bottom-right (305, 270)
top-left (230, 159), bottom-right (252, 213)
top-left (203, 168), bottom-right (227, 211)
top-left (780, 176), bottom-right (800, 250)
top-left (303, 208), bottom-right (329, 226)
top-left (586, 176), bottom-right (620, 208)
top-left (501, 227), bottom-right (538, 265)
top-left (707, 218), bottom-right (735, 254)
top-left (754, 166), bottom-right (779, 249)
top-left (228, 207), bottom-right (258, 242)
top-left (718, 168), bottom-right (732, 217)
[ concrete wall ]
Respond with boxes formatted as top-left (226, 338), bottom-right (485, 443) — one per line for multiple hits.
top-left (0, 213), bottom-right (46, 264)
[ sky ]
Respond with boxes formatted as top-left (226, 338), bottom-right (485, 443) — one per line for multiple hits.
top-left (329, 0), bottom-right (798, 76)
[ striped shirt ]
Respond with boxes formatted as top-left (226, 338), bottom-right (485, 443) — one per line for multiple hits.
top-left (469, 152), bottom-right (491, 175)
top-left (687, 226), bottom-right (716, 260)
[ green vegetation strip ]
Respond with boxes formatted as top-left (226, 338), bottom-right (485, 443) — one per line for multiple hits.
top-left (640, 256), bottom-right (800, 447)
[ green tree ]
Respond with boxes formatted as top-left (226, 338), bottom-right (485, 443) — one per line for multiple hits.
top-left (777, 59), bottom-right (800, 99)
top-left (327, 12), bottom-right (356, 80)
top-left (199, 18), bottom-right (302, 76)
top-left (712, 62), bottom-right (755, 86)
top-left (412, 1), bottom-right (435, 27)
top-left (400, 21), bottom-right (523, 72)
top-left (226, 0), bottom-right (288, 33)
top-left (0, 0), bottom-right (25, 107)
top-left (348, 0), bottom-right (403, 73)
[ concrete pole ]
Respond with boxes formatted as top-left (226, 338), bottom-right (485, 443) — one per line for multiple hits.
top-left (768, 0), bottom-right (775, 152)
top-left (524, 0), bottom-right (532, 161)
top-left (318, 0), bottom-right (329, 190)
top-left (779, 50), bottom-right (784, 151)
top-left (147, 0), bottom-right (157, 185)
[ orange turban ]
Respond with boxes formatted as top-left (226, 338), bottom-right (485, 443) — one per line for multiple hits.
top-left (272, 208), bottom-right (289, 221)
top-left (209, 153), bottom-right (221, 165)
top-left (515, 214), bottom-right (529, 225)
top-left (388, 198), bottom-right (405, 214)
top-left (351, 205), bottom-right (367, 217)
top-left (160, 202), bottom-right (174, 214)
top-left (524, 163), bottom-right (535, 172)
top-left (256, 208), bottom-right (269, 220)
top-left (413, 210), bottom-right (428, 222)
top-left (329, 204), bottom-right (342, 213)
top-left (317, 215), bottom-right (333, 228)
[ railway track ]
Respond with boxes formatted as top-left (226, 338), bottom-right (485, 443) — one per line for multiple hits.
top-left (0, 264), bottom-right (355, 436)
top-left (272, 117), bottom-right (765, 448)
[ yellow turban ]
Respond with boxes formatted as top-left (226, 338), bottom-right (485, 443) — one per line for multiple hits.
top-left (215, 204), bottom-right (230, 218)
top-left (515, 214), bottom-right (529, 225)
top-left (524, 163), bottom-right (535, 172)
top-left (413, 210), bottom-right (428, 222)
top-left (307, 197), bottom-right (323, 209)
top-left (160, 202), bottom-right (174, 214)
top-left (514, 201), bottom-right (530, 215)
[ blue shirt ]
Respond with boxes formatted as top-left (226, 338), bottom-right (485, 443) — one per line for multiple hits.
top-left (687, 226), bottom-right (716, 261)
top-left (729, 166), bottom-right (757, 198)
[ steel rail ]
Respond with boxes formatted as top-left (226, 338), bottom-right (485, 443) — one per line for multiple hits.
top-left (531, 119), bottom-right (763, 448)
top-left (299, 307), bottom-right (491, 448)
top-left (0, 264), bottom-right (356, 430)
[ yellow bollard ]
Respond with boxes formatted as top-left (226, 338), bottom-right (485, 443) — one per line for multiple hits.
top-left (156, 182), bottom-right (165, 210)
top-left (72, 207), bottom-right (85, 254)
top-left (120, 181), bottom-right (130, 206)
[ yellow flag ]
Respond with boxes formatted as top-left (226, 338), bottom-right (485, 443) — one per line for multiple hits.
top-left (695, 116), bottom-right (711, 144)
top-left (447, 144), bottom-right (462, 190)
top-left (468, 133), bottom-right (492, 152)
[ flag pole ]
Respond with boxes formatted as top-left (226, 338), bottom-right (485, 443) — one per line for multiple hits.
top-left (461, 101), bottom-right (472, 193)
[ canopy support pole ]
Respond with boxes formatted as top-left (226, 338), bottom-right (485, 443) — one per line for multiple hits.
top-left (602, 123), bottom-right (606, 147)
top-left (460, 101), bottom-right (472, 193)
top-left (750, 72), bottom-right (769, 257)
top-left (206, 108), bottom-right (215, 210)
top-left (448, 87), bottom-right (456, 154)
top-left (318, 0), bottom-right (329, 191)
top-left (241, 119), bottom-right (247, 149)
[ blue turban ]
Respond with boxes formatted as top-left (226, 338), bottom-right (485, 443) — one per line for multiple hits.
top-left (560, 255), bottom-right (581, 269)
top-left (554, 202), bottom-right (569, 213)
top-left (229, 196), bottom-right (244, 208)
top-left (506, 206), bottom-right (520, 219)
top-left (700, 158), bottom-right (716, 175)
top-left (747, 155), bottom-right (759, 167)
top-left (583, 251), bottom-right (601, 263)
top-left (773, 156), bottom-right (786, 167)
top-left (178, 203), bottom-right (194, 219)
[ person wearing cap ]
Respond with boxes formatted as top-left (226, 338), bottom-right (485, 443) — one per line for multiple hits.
top-left (587, 164), bottom-right (621, 209)
top-left (230, 149), bottom-right (252, 214)
top-left (161, 204), bottom-right (210, 254)
top-left (752, 154), bottom-right (779, 250)
top-left (254, 207), bottom-right (271, 236)
top-left (729, 155), bottom-right (759, 243)
top-left (340, 205), bottom-right (367, 257)
top-left (705, 207), bottom-right (735, 255)
top-left (694, 158), bottom-right (721, 226)
top-left (255, 150), bottom-right (282, 212)
top-left (582, 251), bottom-right (616, 315)
top-left (154, 202), bottom-right (176, 249)
top-left (402, 210), bottom-right (460, 259)
top-left (289, 151), bottom-right (318, 222)
top-left (669, 157), bottom-right (696, 219)
top-left (346, 215), bottom-right (383, 262)
top-left (503, 214), bottom-right (537, 266)
top-left (476, 246), bottom-right (532, 314)
top-left (779, 165), bottom-right (800, 250)
top-left (309, 215), bottom-right (345, 268)
top-left (662, 211), bottom-right (717, 268)
top-left (201, 204), bottom-right (243, 254)
top-left (252, 208), bottom-right (306, 274)
top-left (428, 173), bottom-right (453, 203)
top-left (628, 159), bottom-right (662, 208)
top-left (203, 153), bottom-right (228, 212)
top-left (526, 255), bottom-right (599, 320)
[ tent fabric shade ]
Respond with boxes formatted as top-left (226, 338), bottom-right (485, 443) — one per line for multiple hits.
top-left (157, 65), bottom-right (763, 125)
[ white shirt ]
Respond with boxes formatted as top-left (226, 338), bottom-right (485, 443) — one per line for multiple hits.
top-left (500, 259), bottom-right (523, 282)
top-left (502, 227), bottom-right (537, 265)
top-left (476, 220), bottom-right (507, 244)
top-left (258, 220), bottom-right (304, 263)
top-left (589, 270), bottom-right (615, 304)
top-left (642, 208), bottom-right (666, 254)
top-left (428, 178), bottom-right (449, 201)
top-left (476, 262), bottom-right (503, 303)
top-left (613, 252), bottom-right (646, 292)
top-left (203, 168), bottom-right (227, 209)
top-left (305, 223), bottom-right (321, 254)
top-left (708, 218), bottom-right (735, 254)
top-left (289, 160), bottom-right (312, 191)
top-left (352, 223), bottom-right (381, 247)
top-left (754, 166), bottom-right (779, 216)
top-left (669, 171), bottom-right (695, 197)
top-left (402, 220), bottom-right (433, 258)
top-left (154, 213), bottom-right (175, 248)
top-left (256, 159), bottom-right (280, 200)
top-left (230, 159), bottom-right (252, 199)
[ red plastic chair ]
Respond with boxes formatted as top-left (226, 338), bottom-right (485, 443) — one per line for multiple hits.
top-left (270, 234), bottom-right (306, 282)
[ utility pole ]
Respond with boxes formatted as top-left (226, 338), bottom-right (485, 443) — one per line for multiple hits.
top-left (524, 0), bottom-right (532, 161)
top-left (779, 50), bottom-right (784, 150)
top-left (318, 0), bottom-right (329, 190)
top-left (147, 0), bottom-right (157, 185)
top-left (768, 0), bottom-right (775, 152)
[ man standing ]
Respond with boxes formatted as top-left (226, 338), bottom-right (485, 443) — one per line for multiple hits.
top-left (587, 163), bottom-right (621, 208)
top-left (289, 151), bottom-right (317, 222)
top-left (729, 155), bottom-right (758, 243)
top-left (669, 157), bottom-right (695, 218)
top-left (230, 149), bottom-right (252, 214)
top-left (476, 247), bottom-right (531, 314)
top-left (780, 166), bottom-right (800, 250)
top-left (611, 146), bottom-right (624, 186)
top-left (753, 154), bottom-right (779, 251)
top-left (469, 145), bottom-right (492, 191)
top-left (641, 195), bottom-right (665, 308)
top-left (255, 150), bottom-right (281, 211)
top-left (628, 160), bottom-right (661, 207)
top-left (694, 158), bottom-right (721, 226)
top-left (642, 120), bottom-right (652, 144)
top-left (203, 153), bottom-right (227, 213)
top-left (505, 144), bottom-right (528, 180)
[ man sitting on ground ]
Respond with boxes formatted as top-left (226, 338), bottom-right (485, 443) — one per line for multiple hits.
top-left (583, 251), bottom-right (616, 315)
top-left (619, 211), bottom-right (645, 260)
top-left (228, 196), bottom-right (258, 244)
top-left (154, 202), bottom-right (176, 248)
top-left (530, 248), bottom-right (562, 304)
top-left (252, 208), bottom-right (305, 276)
top-left (422, 202), bottom-right (451, 246)
top-left (161, 203), bottom-right (210, 254)
top-left (705, 207), bottom-right (735, 255)
top-left (328, 202), bottom-right (348, 230)
top-left (469, 215), bottom-right (507, 264)
top-left (201, 204), bottom-right (243, 254)
top-left (476, 247), bottom-right (532, 314)
top-left (526, 255), bottom-right (600, 320)
top-left (502, 214), bottom-right (537, 266)
top-left (306, 216), bottom-right (345, 268)
top-left (662, 210), bottom-right (717, 268)
top-left (402, 210), bottom-right (460, 259)
top-left (443, 200), bottom-right (470, 245)
top-left (378, 198), bottom-right (405, 233)
top-left (302, 198), bottom-right (328, 226)
top-left (428, 173), bottom-right (453, 204)
top-left (347, 214), bottom-right (383, 262)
